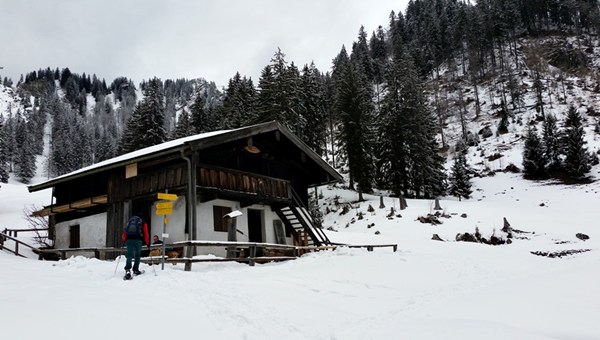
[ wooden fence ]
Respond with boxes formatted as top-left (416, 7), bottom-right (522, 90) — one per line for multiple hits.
top-left (0, 231), bottom-right (40, 258)
top-left (6, 237), bottom-right (397, 271)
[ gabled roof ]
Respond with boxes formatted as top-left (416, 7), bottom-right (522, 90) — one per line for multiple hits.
top-left (28, 121), bottom-right (342, 192)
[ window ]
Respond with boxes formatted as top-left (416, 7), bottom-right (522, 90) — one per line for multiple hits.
top-left (69, 225), bottom-right (80, 248)
top-left (213, 206), bottom-right (232, 232)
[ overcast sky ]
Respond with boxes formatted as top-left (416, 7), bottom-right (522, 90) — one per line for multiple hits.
top-left (2, 0), bottom-right (408, 89)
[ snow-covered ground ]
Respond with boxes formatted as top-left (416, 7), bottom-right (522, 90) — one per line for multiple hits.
top-left (1, 168), bottom-right (599, 340)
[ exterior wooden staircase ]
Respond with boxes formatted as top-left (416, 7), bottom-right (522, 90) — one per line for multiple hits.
top-left (275, 189), bottom-right (331, 248)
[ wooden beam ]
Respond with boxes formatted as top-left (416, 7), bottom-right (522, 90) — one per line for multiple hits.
top-left (31, 194), bottom-right (108, 217)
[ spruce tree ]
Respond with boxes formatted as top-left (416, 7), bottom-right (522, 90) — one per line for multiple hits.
top-left (563, 105), bottom-right (591, 178)
top-left (542, 114), bottom-right (561, 171)
top-left (522, 126), bottom-right (546, 178)
top-left (336, 60), bottom-right (375, 200)
top-left (351, 26), bottom-right (374, 82)
top-left (119, 78), bottom-right (166, 154)
top-left (379, 52), bottom-right (446, 198)
top-left (284, 61), bottom-right (304, 136)
top-left (15, 124), bottom-right (37, 183)
top-left (255, 65), bottom-right (278, 123)
top-left (221, 72), bottom-right (257, 129)
top-left (448, 148), bottom-right (472, 201)
top-left (0, 116), bottom-right (9, 184)
top-left (49, 99), bottom-right (93, 176)
top-left (298, 63), bottom-right (326, 155)
top-left (190, 89), bottom-right (216, 133)
top-left (172, 109), bottom-right (194, 139)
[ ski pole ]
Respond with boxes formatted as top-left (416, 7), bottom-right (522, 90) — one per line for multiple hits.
top-left (114, 254), bottom-right (122, 275)
top-left (150, 245), bottom-right (157, 276)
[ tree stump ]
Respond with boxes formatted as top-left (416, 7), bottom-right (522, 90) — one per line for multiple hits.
top-left (434, 198), bottom-right (442, 210)
top-left (432, 234), bottom-right (444, 241)
top-left (399, 196), bottom-right (408, 210)
top-left (501, 217), bottom-right (513, 233)
top-left (379, 195), bottom-right (385, 209)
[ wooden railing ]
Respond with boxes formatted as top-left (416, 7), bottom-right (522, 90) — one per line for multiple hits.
top-left (198, 165), bottom-right (291, 200)
top-left (34, 241), bottom-right (398, 271)
top-left (0, 231), bottom-right (40, 258)
top-left (36, 241), bottom-right (339, 270)
top-left (37, 244), bottom-right (163, 260)
top-left (2, 227), bottom-right (49, 238)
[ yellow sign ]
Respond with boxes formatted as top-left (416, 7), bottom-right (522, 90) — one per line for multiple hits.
top-left (157, 193), bottom-right (178, 201)
top-left (156, 201), bottom-right (172, 210)
top-left (155, 208), bottom-right (173, 215)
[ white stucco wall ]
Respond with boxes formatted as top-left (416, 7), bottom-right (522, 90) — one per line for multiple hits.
top-left (55, 213), bottom-right (107, 251)
top-left (194, 199), bottom-right (288, 256)
top-left (54, 196), bottom-right (293, 258)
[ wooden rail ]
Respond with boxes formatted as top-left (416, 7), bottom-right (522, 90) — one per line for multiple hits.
top-left (37, 244), bottom-right (164, 260)
top-left (2, 227), bottom-right (49, 238)
top-left (170, 240), bottom-right (316, 270)
top-left (346, 244), bottom-right (398, 252)
top-left (0, 231), bottom-right (40, 258)
top-left (35, 241), bottom-right (398, 271)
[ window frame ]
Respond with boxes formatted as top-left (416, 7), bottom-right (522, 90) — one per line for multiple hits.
top-left (213, 206), bottom-right (232, 232)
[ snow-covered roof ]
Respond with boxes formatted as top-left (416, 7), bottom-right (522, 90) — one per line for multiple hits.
top-left (28, 121), bottom-right (342, 192)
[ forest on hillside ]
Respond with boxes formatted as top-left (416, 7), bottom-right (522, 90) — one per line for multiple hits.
top-left (1, 0), bottom-right (599, 199)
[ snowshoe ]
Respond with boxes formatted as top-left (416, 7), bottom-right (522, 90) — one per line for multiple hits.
top-left (133, 270), bottom-right (145, 276)
top-left (123, 272), bottom-right (132, 280)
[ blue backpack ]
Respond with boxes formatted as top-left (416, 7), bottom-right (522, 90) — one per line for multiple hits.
top-left (124, 216), bottom-right (143, 236)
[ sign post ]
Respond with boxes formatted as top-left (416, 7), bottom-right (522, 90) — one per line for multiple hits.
top-left (156, 192), bottom-right (177, 269)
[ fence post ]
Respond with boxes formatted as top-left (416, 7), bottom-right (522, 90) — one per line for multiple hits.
top-left (249, 245), bottom-right (256, 267)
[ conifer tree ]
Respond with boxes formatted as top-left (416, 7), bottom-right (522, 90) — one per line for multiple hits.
top-left (379, 52), bottom-right (446, 198)
top-left (16, 130), bottom-right (36, 184)
top-left (448, 147), bottom-right (472, 201)
top-left (298, 63), bottom-right (326, 155)
top-left (119, 78), bottom-right (166, 154)
top-left (0, 116), bottom-right (10, 184)
top-left (351, 26), bottom-right (374, 82)
top-left (190, 89), bottom-right (216, 133)
top-left (49, 99), bottom-right (93, 176)
top-left (284, 61), bottom-right (304, 136)
top-left (255, 65), bottom-right (278, 124)
top-left (369, 25), bottom-right (388, 111)
top-left (221, 72), bottom-right (257, 129)
top-left (542, 114), bottom-right (561, 171)
top-left (256, 49), bottom-right (301, 133)
top-left (172, 109), bottom-right (194, 139)
top-left (336, 60), bottom-right (375, 200)
top-left (522, 126), bottom-right (546, 178)
top-left (94, 128), bottom-right (116, 163)
top-left (563, 105), bottom-right (591, 178)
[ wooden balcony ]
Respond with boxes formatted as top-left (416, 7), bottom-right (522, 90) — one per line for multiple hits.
top-left (198, 165), bottom-right (291, 201)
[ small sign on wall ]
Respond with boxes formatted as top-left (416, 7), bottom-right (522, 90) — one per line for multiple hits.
top-left (125, 163), bottom-right (138, 178)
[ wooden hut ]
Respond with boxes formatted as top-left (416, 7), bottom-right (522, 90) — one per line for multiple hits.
top-left (28, 121), bottom-right (342, 257)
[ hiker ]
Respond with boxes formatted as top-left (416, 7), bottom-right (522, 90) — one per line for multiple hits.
top-left (122, 214), bottom-right (149, 279)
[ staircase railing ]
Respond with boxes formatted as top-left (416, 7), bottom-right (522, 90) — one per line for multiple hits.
top-left (289, 188), bottom-right (331, 246)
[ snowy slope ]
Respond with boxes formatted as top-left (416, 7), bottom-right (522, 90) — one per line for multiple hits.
top-left (0, 83), bottom-right (20, 118)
